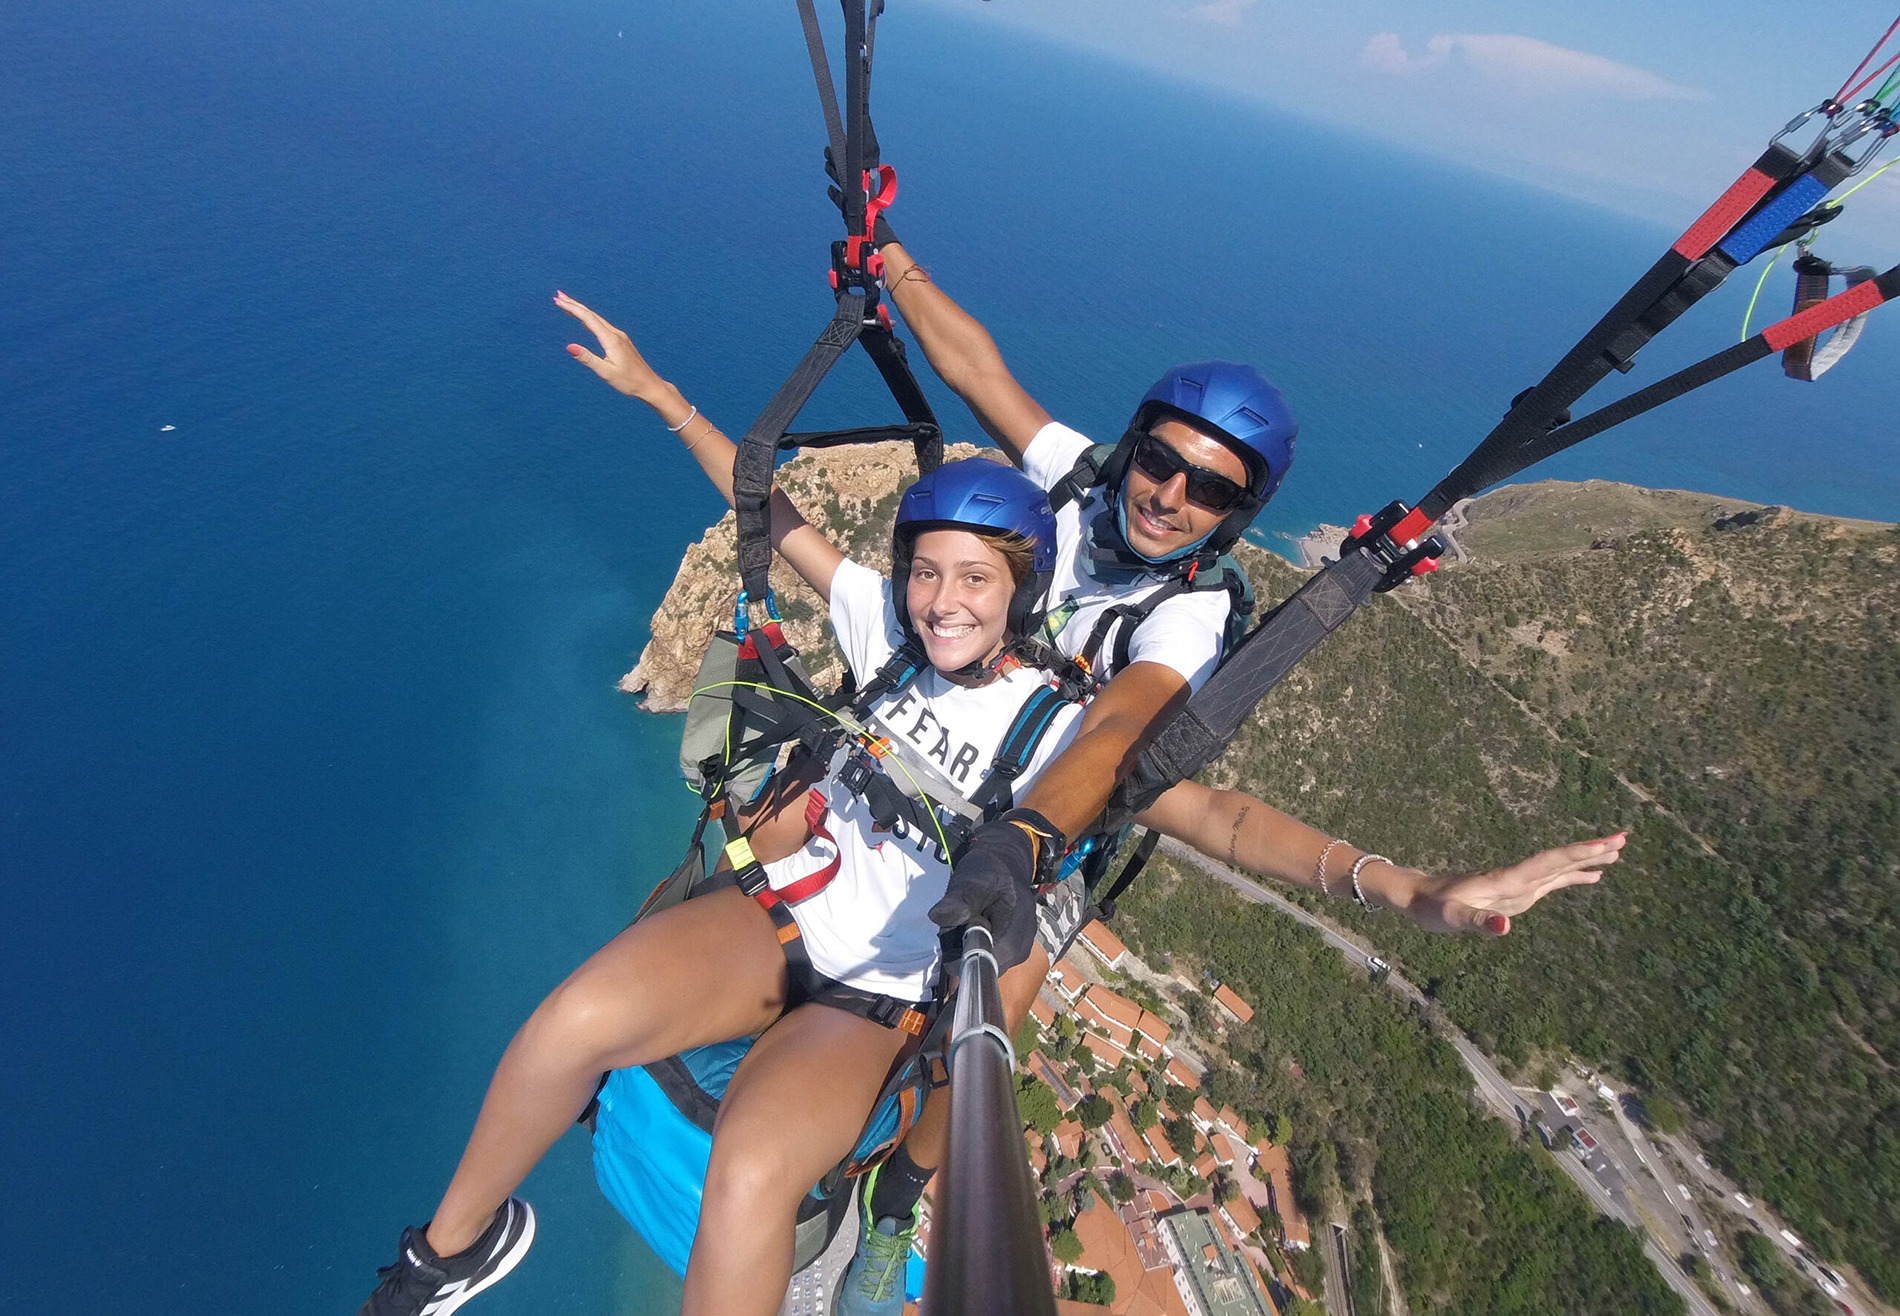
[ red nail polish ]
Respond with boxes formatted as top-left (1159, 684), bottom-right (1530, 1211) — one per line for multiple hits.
top-left (1486, 914), bottom-right (1509, 935)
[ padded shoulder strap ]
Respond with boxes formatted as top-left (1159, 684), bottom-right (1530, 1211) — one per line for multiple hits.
top-left (968, 683), bottom-right (1077, 818)
top-left (1047, 443), bottom-right (1118, 512)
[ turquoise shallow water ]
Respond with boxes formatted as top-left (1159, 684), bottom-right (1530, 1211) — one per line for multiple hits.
top-left (2, 2), bottom-right (1894, 1312)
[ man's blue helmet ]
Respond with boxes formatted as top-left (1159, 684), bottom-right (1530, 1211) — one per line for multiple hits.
top-left (1132, 361), bottom-right (1297, 503)
top-left (893, 458), bottom-right (1056, 642)
top-left (1086, 361), bottom-right (1297, 565)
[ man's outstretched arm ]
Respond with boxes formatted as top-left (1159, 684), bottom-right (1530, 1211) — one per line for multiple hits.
top-left (878, 241), bottom-right (1051, 461)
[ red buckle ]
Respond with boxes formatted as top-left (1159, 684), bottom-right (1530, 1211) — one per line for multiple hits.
top-left (804, 788), bottom-right (829, 830)
top-left (843, 164), bottom-right (898, 273)
top-left (1411, 556), bottom-right (1441, 577)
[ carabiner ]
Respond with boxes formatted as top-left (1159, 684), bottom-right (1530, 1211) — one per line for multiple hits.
top-left (1771, 99), bottom-right (1842, 152)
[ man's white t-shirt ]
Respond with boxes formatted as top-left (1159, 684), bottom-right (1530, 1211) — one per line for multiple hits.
top-left (1021, 422), bottom-right (1234, 691)
top-left (760, 558), bottom-right (1085, 1002)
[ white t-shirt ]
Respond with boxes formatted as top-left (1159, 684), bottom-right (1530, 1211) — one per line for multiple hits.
top-left (1021, 422), bottom-right (1233, 690)
top-left (760, 558), bottom-right (1085, 1002)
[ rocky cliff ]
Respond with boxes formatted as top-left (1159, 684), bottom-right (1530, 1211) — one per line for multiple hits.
top-left (620, 441), bottom-right (997, 712)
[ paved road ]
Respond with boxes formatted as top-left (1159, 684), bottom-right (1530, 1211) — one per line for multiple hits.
top-left (1163, 840), bottom-right (1724, 1316)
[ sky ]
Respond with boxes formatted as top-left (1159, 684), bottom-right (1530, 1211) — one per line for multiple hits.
top-left (917, 0), bottom-right (1900, 259)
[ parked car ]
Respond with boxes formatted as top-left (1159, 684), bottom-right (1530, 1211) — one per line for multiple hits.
top-left (1734, 1193), bottom-right (1752, 1209)
top-left (1677, 1184), bottom-right (1692, 1201)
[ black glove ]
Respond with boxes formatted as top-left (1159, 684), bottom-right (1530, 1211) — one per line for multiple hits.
top-left (929, 809), bottom-right (1065, 971)
top-left (824, 147), bottom-right (899, 248)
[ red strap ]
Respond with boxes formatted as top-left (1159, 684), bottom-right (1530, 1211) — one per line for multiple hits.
top-left (1673, 167), bottom-right (1778, 260)
top-left (1762, 277), bottom-right (1887, 351)
top-left (755, 792), bottom-right (842, 907)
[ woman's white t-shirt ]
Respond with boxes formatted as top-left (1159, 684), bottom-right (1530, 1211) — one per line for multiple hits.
top-left (1021, 421), bottom-right (1234, 691)
top-left (759, 558), bottom-right (1085, 1002)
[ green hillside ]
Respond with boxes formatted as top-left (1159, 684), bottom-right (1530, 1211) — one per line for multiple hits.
top-left (1197, 481), bottom-right (1899, 1299)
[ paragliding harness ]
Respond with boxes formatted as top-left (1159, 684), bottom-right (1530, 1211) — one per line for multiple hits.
top-left (1096, 52), bottom-right (1900, 832)
top-left (586, 0), bottom-right (1082, 1280)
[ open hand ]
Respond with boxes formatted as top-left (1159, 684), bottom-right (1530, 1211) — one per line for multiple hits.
top-left (1406, 833), bottom-right (1625, 936)
top-left (554, 291), bottom-right (666, 402)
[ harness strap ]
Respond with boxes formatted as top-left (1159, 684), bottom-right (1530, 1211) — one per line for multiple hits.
top-left (721, 836), bottom-right (931, 1037)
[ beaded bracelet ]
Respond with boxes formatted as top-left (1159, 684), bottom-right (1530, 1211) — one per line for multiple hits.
top-left (1349, 853), bottom-right (1390, 910)
top-left (666, 404), bottom-right (699, 433)
top-left (1314, 838), bottom-right (1346, 899)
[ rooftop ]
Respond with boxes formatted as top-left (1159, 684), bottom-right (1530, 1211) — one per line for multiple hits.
top-left (1212, 984), bottom-right (1254, 1024)
top-left (1166, 1058), bottom-right (1201, 1090)
top-left (1077, 919), bottom-right (1129, 965)
top-left (1159, 1209), bottom-right (1276, 1316)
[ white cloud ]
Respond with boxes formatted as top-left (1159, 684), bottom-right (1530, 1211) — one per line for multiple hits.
top-left (1362, 32), bottom-right (1706, 101)
top-left (1190, 0), bottom-right (1255, 28)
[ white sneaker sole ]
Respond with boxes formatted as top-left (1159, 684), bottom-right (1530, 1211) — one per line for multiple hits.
top-left (421, 1201), bottom-right (537, 1316)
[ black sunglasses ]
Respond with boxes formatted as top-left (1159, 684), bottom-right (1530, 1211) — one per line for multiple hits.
top-left (1127, 430), bottom-right (1251, 513)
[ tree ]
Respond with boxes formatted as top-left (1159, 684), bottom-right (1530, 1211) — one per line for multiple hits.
top-left (1017, 1075), bottom-right (1062, 1135)
top-left (1271, 1112), bottom-right (1294, 1146)
top-left (1646, 1094), bottom-right (1684, 1135)
top-left (1076, 1093), bottom-right (1113, 1130)
top-left (1050, 1228), bottom-right (1083, 1266)
top-left (1109, 1171), bottom-right (1137, 1203)
top-left (1014, 1014), bottom-right (1041, 1059)
top-left (1133, 1098), bottom-right (1159, 1130)
top-left (1056, 1013), bottom-right (1077, 1041)
top-left (1075, 1045), bottom-right (1098, 1078)
top-left (1166, 1082), bottom-right (1199, 1113)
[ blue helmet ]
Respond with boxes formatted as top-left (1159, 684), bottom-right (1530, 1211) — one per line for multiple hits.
top-left (1098, 361), bottom-right (1297, 562)
top-left (892, 457), bottom-right (1056, 643)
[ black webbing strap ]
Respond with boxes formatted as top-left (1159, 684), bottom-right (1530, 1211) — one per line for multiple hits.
top-left (1540, 262), bottom-right (1900, 452)
top-left (794, 0), bottom-right (847, 174)
top-left (1095, 828), bottom-right (1160, 918)
top-left (1415, 139), bottom-right (1851, 522)
top-left (1110, 543), bottom-right (1390, 819)
top-left (733, 292), bottom-right (869, 603)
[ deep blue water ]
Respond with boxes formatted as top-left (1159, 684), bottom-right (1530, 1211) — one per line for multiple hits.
top-left (2, 2), bottom-right (1894, 1313)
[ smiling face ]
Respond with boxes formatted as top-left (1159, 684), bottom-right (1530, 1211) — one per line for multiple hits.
top-left (904, 528), bottom-right (1017, 675)
top-left (1118, 418), bottom-right (1252, 559)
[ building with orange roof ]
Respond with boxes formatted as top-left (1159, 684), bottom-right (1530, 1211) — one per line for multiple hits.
top-left (1165, 1057), bottom-right (1200, 1090)
top-left (1104, 1093), bottom-right (1145, 1167)
top-left (1192, 1096), bottom-right (1219, 1126)
top-left (1251, 1143), bottom-right (1310, 1249)
top-left (1054, 1118), bottom-right (1086, 1160)
top-left (1031, 994), bottom-right (1056, 1028)
top-left (1069, 1198), bottom-right (1192, 1316)
top-left (1076, 919), bottom-right (1128, 968)
top-left (1143, 1123), bottom-right (1182, 1168)
top-left (1217, 1106), bottom-right (1250, 1141)
top-left (1193, 1150), bottom-right (1220, 1180)
top-left (1220, 1194), bottom-right (1262, 1243)
top-left (1051, 957), bottom-right (1089, 1001)
top-left (1083, 1030), bottom-right (1126, 1069)
top-left (1212, 983), bottom-right (1254, 1025)
top-left (1078, 985), bottom-right (1173, 1061)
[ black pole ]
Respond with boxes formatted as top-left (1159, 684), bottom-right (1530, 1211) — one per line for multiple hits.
top-left (922, 927), bottom-right (1058, 1316)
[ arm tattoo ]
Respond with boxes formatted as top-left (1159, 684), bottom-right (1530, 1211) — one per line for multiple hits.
top-left (1227, 804), bottom-right (1252, 866)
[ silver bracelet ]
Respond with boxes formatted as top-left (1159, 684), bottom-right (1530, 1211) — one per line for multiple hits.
top-left (1314, 838), bottom-right (1346, 899)
top-left (666, 404), bottom-right (698, 434)
top-left (1349, 853), bottom-right (1390, 910)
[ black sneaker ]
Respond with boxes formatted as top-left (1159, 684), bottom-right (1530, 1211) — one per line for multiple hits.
top-left (357, 1198), bottom-right (537, 1316)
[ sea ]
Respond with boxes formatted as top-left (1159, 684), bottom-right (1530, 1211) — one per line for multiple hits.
top-left (2, 2), bottom-right (1894, 1313)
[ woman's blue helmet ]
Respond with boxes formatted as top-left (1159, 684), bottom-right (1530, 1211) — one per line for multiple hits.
top-left (1099, 361), bottom-right (1298, 561)
top-left (892, 457), bottom-right (1056, 643)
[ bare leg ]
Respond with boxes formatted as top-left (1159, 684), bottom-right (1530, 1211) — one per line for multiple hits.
top-left (681, 1003), bottom-right (912, 1316)
top-left (897, 941), bottom-right (1051, 1179)
top-left (426, 889), bottom-right (789, 1254)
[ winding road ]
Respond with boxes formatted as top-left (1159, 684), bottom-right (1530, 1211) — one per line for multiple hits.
top-left (1159, 839), bottom-right (1725, 1316)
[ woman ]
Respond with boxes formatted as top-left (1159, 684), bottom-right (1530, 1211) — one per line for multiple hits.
top-left (354, 307), bottom-right (1090, 1316)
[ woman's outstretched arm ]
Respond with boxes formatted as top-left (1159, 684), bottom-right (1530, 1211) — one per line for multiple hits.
top-left (1135, 779), bottom-right (1623, 936)
top-left (555, 292), bottom-right (845, 601)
